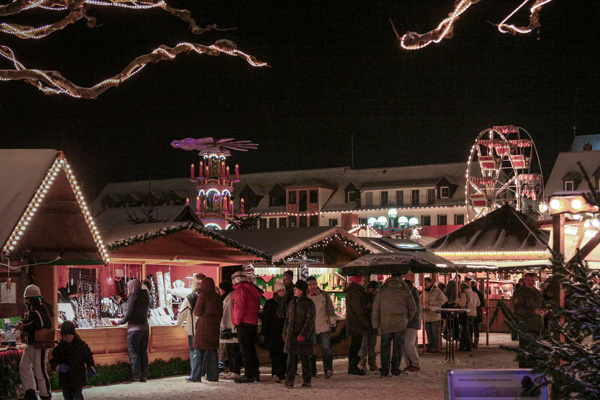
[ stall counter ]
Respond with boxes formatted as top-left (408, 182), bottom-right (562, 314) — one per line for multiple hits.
top-left (77, 325), bottom-right (189, 366)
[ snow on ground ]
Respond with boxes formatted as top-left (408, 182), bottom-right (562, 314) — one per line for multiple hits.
top-left (53, 334), bottom-right (518, 400)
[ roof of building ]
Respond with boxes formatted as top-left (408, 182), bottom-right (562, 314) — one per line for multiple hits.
top-left (0, 149), bottom-right (105, 263)
top-left (427, 204), bottom-right (549, 253)
top-left (545, 151), bottom-right (600, 196)
top-left (218, 226), bottom-right (376, 262)
top-left (570, 134), bottom-right (600, 152)
top-left (93, 161), bottom-right (468, 217)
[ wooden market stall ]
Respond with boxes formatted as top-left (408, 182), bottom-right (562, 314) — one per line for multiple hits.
top-left (0, 149), bottom-right (108, 349)
top-left (75, 220), bottom-right (269, 366)
top-left (427, 204), bottom-right (551, 339)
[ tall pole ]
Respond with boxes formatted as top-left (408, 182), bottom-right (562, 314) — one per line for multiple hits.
top-left (351, 134), bottom-right (354, 169)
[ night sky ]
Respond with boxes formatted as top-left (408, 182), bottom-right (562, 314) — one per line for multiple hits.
top-left (1, 1), bottom-right (599, 199)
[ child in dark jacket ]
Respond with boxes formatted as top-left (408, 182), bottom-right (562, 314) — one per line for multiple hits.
top-left (50, 321), bottom-right (95, 400)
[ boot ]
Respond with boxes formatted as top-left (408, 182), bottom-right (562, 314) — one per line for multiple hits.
top-left (358, 356), bottom-right (367, 370)
top-left (473, 337), bottom-right (479, 348)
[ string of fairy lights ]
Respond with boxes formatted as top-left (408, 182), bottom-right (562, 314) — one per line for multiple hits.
top-left (0, 0), bottom-right (267, 98)
top-left (397, 0), bottom-right (553, 50)
top-left (1, 155), bottom-right (110, 264)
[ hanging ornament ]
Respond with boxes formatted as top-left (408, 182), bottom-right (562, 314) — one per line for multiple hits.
top-left (300, 255), bottom-right (310, 281)
top-left (5, 276), bottom-right (12, 290)
top-left (245, 262), bottom-right (255, 283)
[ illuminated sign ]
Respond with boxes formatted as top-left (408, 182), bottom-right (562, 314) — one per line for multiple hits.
top-left (445, 369), bottom-right (548, 400)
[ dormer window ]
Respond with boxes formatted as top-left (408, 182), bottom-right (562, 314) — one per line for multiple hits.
top-left (564, 181), bottom-right (574, 191)
top-left (345, 183), bottom-right (359, 203)
top-left (440, 186), bottom-right (450, 198)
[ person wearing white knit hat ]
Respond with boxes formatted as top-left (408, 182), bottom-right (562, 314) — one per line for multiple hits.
top-left (17, 285), bottom-right (54, 400)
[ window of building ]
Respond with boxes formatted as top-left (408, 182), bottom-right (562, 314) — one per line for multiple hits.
top-left (299, 215), bottom-right (308, 227)
top-left (454, 214), bottom-right (465, 225)
top-left (365, 192), bottom-right (373, 207)
top-left (268, 218), bottom-right (277, 229)
top-left (564, 181), bottom-right (574, 191)
top-left (440, 186), bottom-right (450, 198)
top-left (269, 184), bottom-right (286, 207)
top-left (359, 218), bottom-right (368, 225)
top-left (310, 190), bottom-right (318, 203)
top-left (437, 215), bottom-right (447, 225)
top-left (421, 215), bottom-right (431, 226)
top-left (279, 217), bottom-right (287, 228)
top-left (396, 190), bottom-right (404, 206)
top-left (427, 189), bottom-right (435, 205)
top-left (288, 191), bottom-right (296, 204)
top-left (329, 218), bottom-right (338, 227)
top-left (309, 215), bottom-right (318, 226)
top-left (381, 191), bottom-right (388, 206)
top-left (411, 190), bottom-right (420, 206)
top-left (259, 218), bottom-right (267, 229)
top-left (288, 216), bottom-right (296, 227)
top-left (347, 191), bottom-right (358, 202)
top-left (299, 191), bottom-right (307, 212)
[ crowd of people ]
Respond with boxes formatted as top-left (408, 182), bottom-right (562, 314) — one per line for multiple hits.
top-left (17, 270), bottom-right (547, 399)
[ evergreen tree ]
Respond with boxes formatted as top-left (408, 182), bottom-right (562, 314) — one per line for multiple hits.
top-left (500, 163), bottom-right (600, 399)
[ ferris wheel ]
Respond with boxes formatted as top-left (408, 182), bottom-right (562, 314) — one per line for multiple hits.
top-left (465, 125), bottom-right (544, 223)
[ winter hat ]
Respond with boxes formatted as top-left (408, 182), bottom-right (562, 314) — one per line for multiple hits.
top-left (282, 270), bottom-right (294, 281)
top-left (273, 282), bottom-right (285, 293)
top-left (127, 279), bottom-right (142, 294)
top-left (349, 275), bottom-right (364, 285)
top-left (60, 321), bottom-right (76, 336)
top-left (366, 281), bottom-right (379, 289)
top-left (23, 284), bottom-right (41, 298)
top-left (231, 270), bottom-right (247, 283)
top-left (295, 280), bottom-right (308, 293)
top-left (219, 281), bottom-right (234, 292)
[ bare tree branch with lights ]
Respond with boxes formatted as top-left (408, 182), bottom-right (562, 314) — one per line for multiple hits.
top-left (393, 0), bottom-right (553, 50)
top-left (0, 0), bottom-right (267, 99)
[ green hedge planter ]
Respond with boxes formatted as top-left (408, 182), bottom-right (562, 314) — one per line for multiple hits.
top-left (50, 357), bottom-right (191, 390)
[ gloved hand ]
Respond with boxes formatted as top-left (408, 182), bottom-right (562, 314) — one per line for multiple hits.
top-left (296, 335), bottom-right (305, 342)
top-left (58, 364), bottom-right (69, 373)
top-left (87, 365), bottom-right (96, 379)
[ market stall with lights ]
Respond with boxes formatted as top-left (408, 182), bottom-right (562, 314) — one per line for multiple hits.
top-left (72, 220), bottom-right (269, 366)
top-left (427, 204), bottom-right (551, 341)
top-left (0, 149), bottom-right (108, 347)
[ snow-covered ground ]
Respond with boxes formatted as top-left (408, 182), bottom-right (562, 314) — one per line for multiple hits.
top-left (53, 334), bottom-right (519, 400)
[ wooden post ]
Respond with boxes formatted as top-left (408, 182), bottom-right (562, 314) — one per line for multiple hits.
top-left (485, 271), bottom-right (490, 347)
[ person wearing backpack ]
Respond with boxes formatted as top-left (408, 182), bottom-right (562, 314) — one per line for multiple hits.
top-left (17, 284), bottom-right (54, 400)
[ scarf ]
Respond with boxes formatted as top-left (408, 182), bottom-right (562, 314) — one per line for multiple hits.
top-left (274, 291), bottom-right (287, 319)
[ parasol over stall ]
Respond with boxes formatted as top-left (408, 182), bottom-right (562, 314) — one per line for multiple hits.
top-left (340, 243), bottom-right (455, 276)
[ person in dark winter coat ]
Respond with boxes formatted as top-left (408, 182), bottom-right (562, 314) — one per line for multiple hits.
top-left (17, 284), bottom-right (54, 400)
top-left (282, 270), bottom-right (295, 302)
top-left (512, 273), bottom-right (546, 367)
top-left (470, 280), bottom-right (485, 348)
top-left (261, 282), bottom-right (287, 382)
top-left (118, 279), bottom-right (150, 382)
top-left (372, 274), bottom-right (416, 378)
top-left (283, 280), bottom-right (316, 388)
top-left (50, 321), bottom-right (95, 400)
top-left (403, 280), bottom-right (421, 372)
top-left (231, 270), bottom-right (262, 383)
top-left (344, 275), bottom-right (369, 375)
top-left (191, 277), bottom-right (223, 382)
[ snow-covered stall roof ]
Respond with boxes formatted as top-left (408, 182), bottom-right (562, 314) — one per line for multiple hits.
top-left (0, 149), bottom-right (107, 263)
top-left (218, 226), bottom-right (377, 263)
top-left (104, 221), bottom-right (270, 261)
top-left (427, 204), bottom-right (551, 269)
